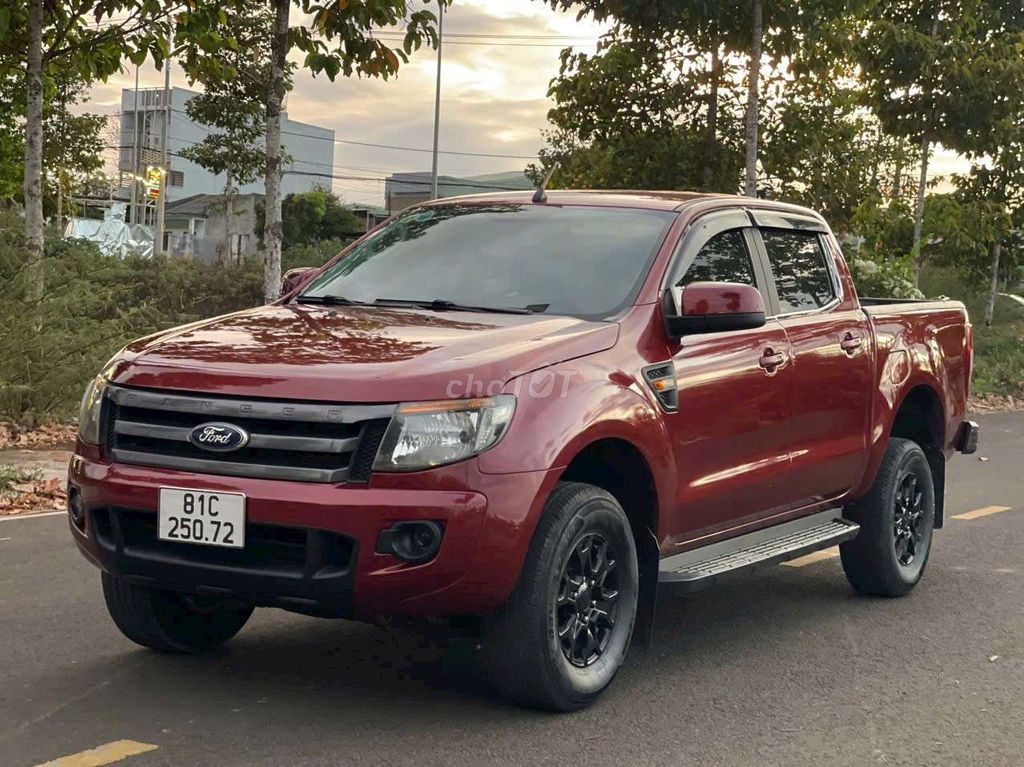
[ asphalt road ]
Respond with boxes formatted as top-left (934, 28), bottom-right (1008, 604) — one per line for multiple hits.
top-left (3, 412), bottom-right (1022, 767)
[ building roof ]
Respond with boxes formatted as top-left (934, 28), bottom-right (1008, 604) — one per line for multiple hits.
top-left (345, 202), bottom-right (390, 217)
top-left (165, 192), bottom-right (263, 217)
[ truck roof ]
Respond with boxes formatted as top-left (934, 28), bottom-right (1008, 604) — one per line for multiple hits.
top-left (425, 189), bottom-right (821, 217)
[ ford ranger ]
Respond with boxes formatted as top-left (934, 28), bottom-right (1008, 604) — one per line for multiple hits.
top-left (68, 191), bottom-right (979, 711)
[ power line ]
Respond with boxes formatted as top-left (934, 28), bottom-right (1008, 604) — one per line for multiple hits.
top-left (165, 107), bottom-right (539, 160)
top-left (282, 168), bottom-right (528, 191)
top-left (107, 142), bottom-right (530, 191)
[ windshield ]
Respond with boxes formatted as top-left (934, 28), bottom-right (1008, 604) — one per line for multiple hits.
top-left (297, 202), bottom-right (676, 319)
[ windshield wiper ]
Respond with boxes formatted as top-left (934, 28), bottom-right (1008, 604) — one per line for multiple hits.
top-left (373, 298), bottom-right (545, 315)
top-left (294, 295), bottom-right (371, 307)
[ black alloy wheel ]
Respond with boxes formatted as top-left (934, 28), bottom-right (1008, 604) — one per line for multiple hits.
top-left (893, 471), bottom-right (926, 566)
top-left (555, 533), bottom-right (621, 668)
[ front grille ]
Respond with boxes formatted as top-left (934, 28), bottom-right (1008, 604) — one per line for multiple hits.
top-left (92, 508), bottom-right (355, 577)
top-left (104, 384), bottom-right (393, 483)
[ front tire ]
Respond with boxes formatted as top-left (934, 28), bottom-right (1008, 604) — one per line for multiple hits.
top-left (483, 482), bottom-right (639, 711)
top-left (102, 573), bottom-right (253, 653)
top-left (840, 438), bottom-right (936, 597)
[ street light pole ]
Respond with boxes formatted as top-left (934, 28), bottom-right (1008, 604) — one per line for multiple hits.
top-left (429, 2), bottom-right (444, 200)
top-left (154, 60), bottom-right (171, 255)
top-left (129, 65), bottom-right (140, 224)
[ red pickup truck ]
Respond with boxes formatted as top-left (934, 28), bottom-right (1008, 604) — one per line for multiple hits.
top-left (68, 191), bottom-right (978, 711)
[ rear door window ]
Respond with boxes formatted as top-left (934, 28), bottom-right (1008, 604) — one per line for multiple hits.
top-left (760, 230), bottom-right (836, 313)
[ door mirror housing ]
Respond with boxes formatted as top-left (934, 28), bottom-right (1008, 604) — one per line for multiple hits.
top-left (664, 282), bottom-right (767, 338)
top-left (281, 266), bottom-right (317, 296)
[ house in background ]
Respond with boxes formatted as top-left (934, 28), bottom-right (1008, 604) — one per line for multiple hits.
top-left (164, 193), bottom-right (262, 262)
top-left (118, 86), bottom-right (334, 225)
top-left (345, 202), bottom-right (390, 230)
top-left (384, 171), bottom-right (534, 213)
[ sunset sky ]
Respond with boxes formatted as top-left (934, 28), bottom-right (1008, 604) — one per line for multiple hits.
top-left (85, 0), bottom-right (965, 207)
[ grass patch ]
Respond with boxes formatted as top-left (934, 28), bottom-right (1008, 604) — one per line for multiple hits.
top-left (920, 267), bottom-right (1024, 398)
top-left (0, 464), bottom-right (40, 493)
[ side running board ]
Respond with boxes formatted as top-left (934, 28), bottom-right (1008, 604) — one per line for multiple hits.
top-left (658, 510), bottom-right (859, 592)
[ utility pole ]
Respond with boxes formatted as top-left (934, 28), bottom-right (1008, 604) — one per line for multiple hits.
top-left (129, 65), bottom-right (140, 224)
top-left (429, 1), bottom-right (444, 199)
top-left (154, 61), bottom-right (171, 255)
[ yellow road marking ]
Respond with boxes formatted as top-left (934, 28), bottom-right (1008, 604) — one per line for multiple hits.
top-left (33, 740), bottom-right (158, 767)
top-left (952, 505), bottom-right (1013, 521)
top-left (782, 547), bottom-right (839, 568)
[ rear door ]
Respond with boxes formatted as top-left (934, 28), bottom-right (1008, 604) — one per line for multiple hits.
top-left (662, 211), bottom-right (795, 543)
top-left (751, 213), bottom-right (873, 508)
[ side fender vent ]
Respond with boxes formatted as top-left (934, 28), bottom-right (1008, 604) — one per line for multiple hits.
top-left (642, 362), bottom-right (678, 412)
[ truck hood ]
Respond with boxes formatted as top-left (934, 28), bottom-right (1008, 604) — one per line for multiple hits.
top-left (113, 304), bottom-right (618, 403)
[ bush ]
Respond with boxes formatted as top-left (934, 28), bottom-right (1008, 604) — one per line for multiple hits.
top-left (283, 238), bottom-right (348, 272)
top-left (847, 251), bottom-right (923, 300)
top-left (0, 210), bottom-right (348, 423)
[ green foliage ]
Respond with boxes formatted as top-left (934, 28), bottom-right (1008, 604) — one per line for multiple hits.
top-left (0, 66), bottom-right (107, 209)
top-left (533, 30), bottom-right (744, 192)
top-left (282, 188), bottom-right (363, 248)
top-left (858, 2), bottom-right (1024, 157)
top-left (177, 5), bottom-right (277, 188)
top-left (0, 69), bottom-right (20, 200)
top-left (0, 2), bottom-right (180, 81)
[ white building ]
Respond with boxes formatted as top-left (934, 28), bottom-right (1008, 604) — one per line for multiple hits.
top-left (118, 86), bottom-right (334, 224)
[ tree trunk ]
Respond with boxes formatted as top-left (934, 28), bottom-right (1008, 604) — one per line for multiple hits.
top-left (910, 133), bottom-right (930, 287)
top-left (56, 175), bottom-right (63, 236)
top-left (263, 0), bottom-right (290, 303)
top-left (984, 239), bottom-right (1002, 327)
top-left (892, 159), bottom-right (903, 201)
top-left (224, 170), bottom-right (235, 263)
top-left (743, 0), bottom-right (763, 198)
top-left (23, 0), bottom-right (45, 302)
top-left (911, 12), bottom-right (941, 288)
top-left (703, 44), bottom-right (721, 191)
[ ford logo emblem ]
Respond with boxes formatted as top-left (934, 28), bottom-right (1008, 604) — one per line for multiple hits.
top-left (188, 422), bottom-right (250, 453)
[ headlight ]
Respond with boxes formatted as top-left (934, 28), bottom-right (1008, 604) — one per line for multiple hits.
top-left (373, 395), bottom-right (516, 472)
top-left (78, 354), bottom-right (121, 445)
top-left (77, 373), bottom-right (109, 445)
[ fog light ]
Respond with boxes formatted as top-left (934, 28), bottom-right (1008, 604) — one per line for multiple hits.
top-left (68, 488), bottom-right (85, 531)
top-left (377, 521), bottom-right (444, 564)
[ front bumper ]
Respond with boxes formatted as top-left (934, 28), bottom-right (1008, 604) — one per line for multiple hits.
top-left (68, 446), bottom-right (558, 618)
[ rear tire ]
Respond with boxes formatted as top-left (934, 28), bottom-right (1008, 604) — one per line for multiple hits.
top-left (482, 482), bottom-right (639, 712)
top-left (840, 438), bottom-right (935, 597)
top-left (102, 573), bottom-right (253, 653)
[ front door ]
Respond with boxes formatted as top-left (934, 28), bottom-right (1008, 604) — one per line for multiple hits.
top-left (662, 217), bottom-right (795, 546)
top-left (754, 227), bottom-right (873, 508)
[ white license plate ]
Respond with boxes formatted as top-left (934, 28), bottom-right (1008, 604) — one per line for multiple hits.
top-left (158, 488), bottom-right (246, 549)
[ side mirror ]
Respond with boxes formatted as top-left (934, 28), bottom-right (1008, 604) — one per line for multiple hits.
top-left (664, 281), bottom-right (767, 338)
top-left (281, 266), bottom-right (317, 296)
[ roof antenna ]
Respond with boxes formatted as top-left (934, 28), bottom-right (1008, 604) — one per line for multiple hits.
top-left (532, 162), bottom-right (559, 203)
